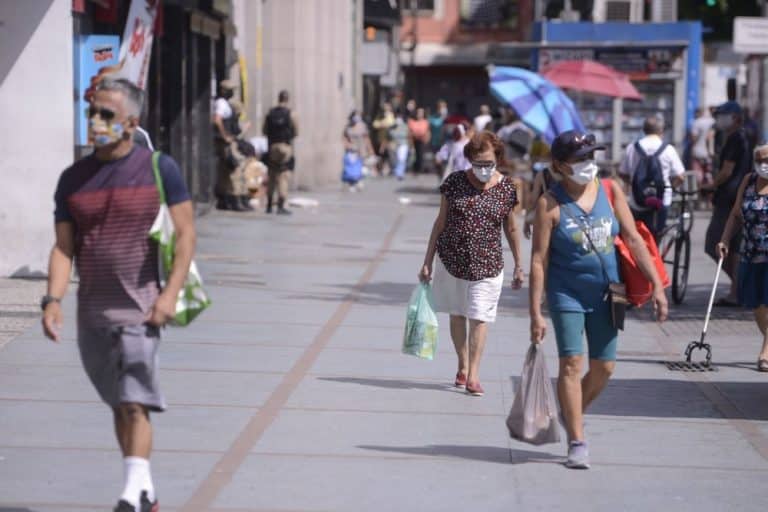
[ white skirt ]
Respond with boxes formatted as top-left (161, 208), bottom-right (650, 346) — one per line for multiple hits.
top-left (432, 257), bottom-right (504, 323)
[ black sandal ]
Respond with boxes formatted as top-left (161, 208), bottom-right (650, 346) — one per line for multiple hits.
top-left (758, 359), bottom-right (768, 372)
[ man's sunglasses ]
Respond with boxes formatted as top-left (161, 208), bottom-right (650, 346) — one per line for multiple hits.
top-left (87, 106), bottom-right (116, 121)
top-left (568, 132), bottom-right (597, 149)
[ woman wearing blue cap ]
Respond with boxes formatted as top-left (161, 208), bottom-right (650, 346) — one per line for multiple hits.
top-left (529, 130), bottom-right (668, 469)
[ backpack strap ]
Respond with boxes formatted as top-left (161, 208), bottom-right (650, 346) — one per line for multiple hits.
top-left (652, 142), bottom-right (668, 158)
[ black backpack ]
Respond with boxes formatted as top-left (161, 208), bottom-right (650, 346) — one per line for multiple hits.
top-left (265, 106), bottom-right (294, 143)
top-left (631, 141), bottom-right (667, 208)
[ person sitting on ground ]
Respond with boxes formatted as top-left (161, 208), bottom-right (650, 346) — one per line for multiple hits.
top-left (213, 79), bottom-right (253, 211)
top-left (717, 143), bottom-right (768, 372)
top-left (702, 101), bottom-right (753, 307)
top-left (420, 131), bottom-right (525, 397)
top-left (529, 130), bottom-right (668, 470)
top-left (618, 115), bottom-right (685, 240)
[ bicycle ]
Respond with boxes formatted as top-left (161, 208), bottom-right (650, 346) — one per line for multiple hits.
top-left (657, 172), bottom-right (698, 305)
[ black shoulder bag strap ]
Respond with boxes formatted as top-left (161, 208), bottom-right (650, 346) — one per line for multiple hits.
top-left (552, 184), bottom-right (627, 329)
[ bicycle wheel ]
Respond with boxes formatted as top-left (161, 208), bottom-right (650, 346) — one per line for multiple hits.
top-left (658, 225), bottom-right (677, 265)
top-left (672, 232), bottom-right (691, 304)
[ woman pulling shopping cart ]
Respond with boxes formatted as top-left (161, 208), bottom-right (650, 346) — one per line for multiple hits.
top-left (717, 143), bottom-right (768, 372)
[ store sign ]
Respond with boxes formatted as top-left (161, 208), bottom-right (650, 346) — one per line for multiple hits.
top-left (74, 35), bottom-right (121, 145)
top-left (733, 17), bottom-right (768, 55)
top-left (539, 47), bottom-right (683, 80)
top-left (115, 0), bottom-right (160, 90)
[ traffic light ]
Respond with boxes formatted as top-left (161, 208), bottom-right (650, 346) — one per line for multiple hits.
top-left (706, 0), bottom-right (716, 6)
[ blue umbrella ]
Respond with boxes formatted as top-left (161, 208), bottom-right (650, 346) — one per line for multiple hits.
top-left (489, 66), bottom-right (585, 145)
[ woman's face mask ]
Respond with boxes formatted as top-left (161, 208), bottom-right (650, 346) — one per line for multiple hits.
top-left (755, 161), bottom-right (768, 179)
top-left (566, 159), bottom-right (598, 185)
top-left (472, 162), bottom-right (496, 183)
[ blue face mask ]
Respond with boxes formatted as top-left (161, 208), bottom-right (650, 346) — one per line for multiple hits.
top-left (89, 118), bottom-right (125, 147)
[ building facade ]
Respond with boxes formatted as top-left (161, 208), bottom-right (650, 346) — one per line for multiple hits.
top-left (0, 0), bottom-right (364, 277)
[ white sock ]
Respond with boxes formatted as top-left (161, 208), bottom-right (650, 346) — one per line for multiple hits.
top-left (121, 457), bottom-right (154, 506)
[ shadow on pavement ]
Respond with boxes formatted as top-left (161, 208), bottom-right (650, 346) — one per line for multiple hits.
top-left (395, 185), bottom-right (440, 195)
top-left (318, 376), bottom-right (458, 393)
top-left (588, 377), bottom-right (768, 421)
top-left (282, 281), bottom-right (416, 307)
top-left (631, 283), bottom-right (752, 323)
top-left (358, 444), bottom-right (561, 465)
top-left (0, 508), bottom-right (37, 512)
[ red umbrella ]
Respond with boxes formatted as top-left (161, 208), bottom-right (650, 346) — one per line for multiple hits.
top-left (541, 60), bottom-right (642, 101)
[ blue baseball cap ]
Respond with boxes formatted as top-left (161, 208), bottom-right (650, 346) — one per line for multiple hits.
top-left (714, 101), bottom-right (742, 116)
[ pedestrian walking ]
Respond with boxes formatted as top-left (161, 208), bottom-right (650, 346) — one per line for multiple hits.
top-left (372, 102), bottom-right (396, 175)
top-left (434, 122), bottom-right (471, 182)
top-left (42, 78), bottom-right (195, 511)
top-left (408, 107), bottom-right (430, 174)
top-left (689, 107), bottom-right (715, 192)
top-left (717, 143), bottom-right (768, 372)
top-left (429, 100), bottom-right (448, 154)
top-left (263, 89), bottom-right (298, 215)
top-left (496, 108), bottom-right (534, 163)
top-left (213, 79), bottom-right (252, 211)
top-left (419, 131), bottom-right (525, 396)
top-left (619, 115), bottom-right (685, 239)
top-left (343, 110), bottom-right (375, 191)
top-left (390, 112), bottom-right (410, 181)
top-left (524, 163), bottom-right (561, 239)
top-left (473, 104), bottom-right (493, 132)
top-left (702, 101), bottom-right (753, 306)
top-left (529, 130), bottom-right (668, 469)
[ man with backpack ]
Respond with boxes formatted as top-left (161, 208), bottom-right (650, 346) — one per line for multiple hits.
top-left (619, 115), bottom-right (685, 240)
top-left (263, 90), bottom-right (298, 215)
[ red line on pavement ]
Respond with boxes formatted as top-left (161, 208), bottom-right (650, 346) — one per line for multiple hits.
top-left (180, 213), bottom-right (404, 512)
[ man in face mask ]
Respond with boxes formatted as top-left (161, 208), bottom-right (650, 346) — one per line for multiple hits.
top-left (703, 101), bottom-right (752, 306)
top-left (44, 77), bottom-right (195, 512)
top-left (618, 115), bottom-right (685, 240)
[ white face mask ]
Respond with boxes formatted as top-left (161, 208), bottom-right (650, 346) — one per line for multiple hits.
top-left (472, 163), bottom-right (496, 183)
top-left (755, 162), bottom-right (768, 179)
top-left (567, 160), bottom-right (598, 185)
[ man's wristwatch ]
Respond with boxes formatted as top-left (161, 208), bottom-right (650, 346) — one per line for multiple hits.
top-left (40, 295), bottom-right (61, 311)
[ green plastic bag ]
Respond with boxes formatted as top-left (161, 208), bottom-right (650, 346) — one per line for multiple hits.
top-left (148, 152), bottom-right (211, 326)
top-left (402, 283), bottom-right (439, 360)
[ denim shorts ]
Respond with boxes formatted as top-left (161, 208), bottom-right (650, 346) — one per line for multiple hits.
top-left (550, 300), bottom-right (619, 361)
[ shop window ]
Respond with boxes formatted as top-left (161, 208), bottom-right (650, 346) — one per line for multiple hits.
top-left (460, 0), bottom-right (518, 29)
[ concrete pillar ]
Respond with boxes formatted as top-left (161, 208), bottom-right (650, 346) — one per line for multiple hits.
top-left (0, 0), bottom-right (73, 276)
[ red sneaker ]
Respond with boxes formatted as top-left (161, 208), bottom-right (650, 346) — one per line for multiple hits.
top-left (466, 381), bottom-right (484, 396)
top-left (454, 372), bottom-right (467, 388)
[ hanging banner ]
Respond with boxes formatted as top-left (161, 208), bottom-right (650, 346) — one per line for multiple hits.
top-left (115, 0), bottom-right (160, 90)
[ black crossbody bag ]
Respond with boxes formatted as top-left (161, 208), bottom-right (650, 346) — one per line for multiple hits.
top-left (557, 199), bottom-right (628, 331)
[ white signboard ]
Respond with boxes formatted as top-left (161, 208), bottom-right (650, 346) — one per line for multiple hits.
top-left (115, 0), bottom-right (160, 89)
top-left (733, 17), bottom-right (768, 55)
